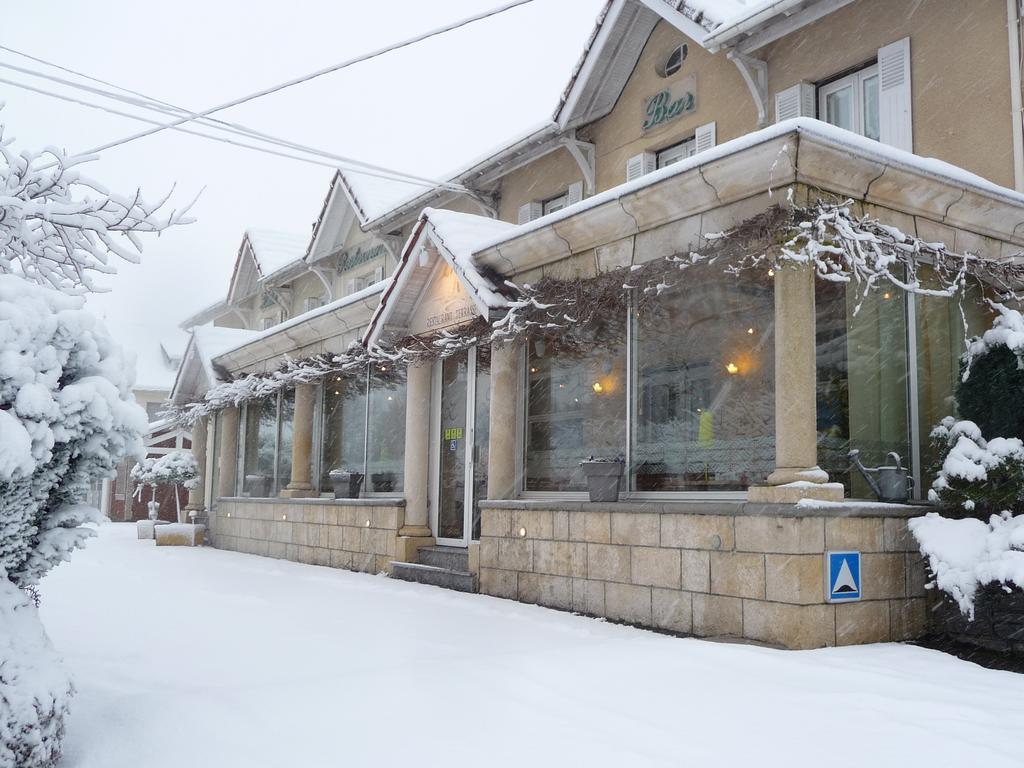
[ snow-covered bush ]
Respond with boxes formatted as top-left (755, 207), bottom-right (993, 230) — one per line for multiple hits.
top-left (0, 276), bottom-right (146, 767)
top-left (910, 511), bottom-right (1024, 617)
top-left (0, 275), bottom-right (147, 586)
top-left (960, 303), bottom-right (1024, 443)
top-left (150, 451), bottom-right (200, 491)
top-left (928, 418), bottom-right (1024, 517)
top-left (0, 579), bottom-right (72, 768)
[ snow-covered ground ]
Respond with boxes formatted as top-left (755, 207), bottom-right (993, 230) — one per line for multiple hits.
top-left (41, 524), bottom-right (1024, 768)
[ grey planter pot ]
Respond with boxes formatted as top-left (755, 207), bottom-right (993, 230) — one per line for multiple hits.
top-left (329, 470), bottom-right (364, 499)
top-left (580, 460), bottom-right (624, 502)
top-left (244, 474), bottom-right (271, 498)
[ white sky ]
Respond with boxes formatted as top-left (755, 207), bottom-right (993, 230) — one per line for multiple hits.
top-left (3, 0), bottom-right (605, 371)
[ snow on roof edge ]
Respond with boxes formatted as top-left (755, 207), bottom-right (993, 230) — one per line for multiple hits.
top-left (470, 117), bottom-right (1024, 257)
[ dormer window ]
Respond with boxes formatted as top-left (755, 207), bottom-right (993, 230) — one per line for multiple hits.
top-left (819, 64), bottom-right (880, 142)
top-left (542, 192), bottom-right (569, 216)
top-left (658, 44), bottom-right (688, 78)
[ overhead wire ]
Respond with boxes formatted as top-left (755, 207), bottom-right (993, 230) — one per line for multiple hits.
top-left (72, 0), bottom-right (536, 157)
top-left (0, 57), bottom-right (464, 191)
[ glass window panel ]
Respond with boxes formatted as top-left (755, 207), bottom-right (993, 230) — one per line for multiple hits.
top-left (816, 282), bottom-right (910, 497)
top-left (319, 372), bottom-right (368, 491)
top-left (438, 353), bottom-right (469, 540)
top-left (543, 194), bottom-right (568, 215)
top-left (367, 364), bottom-right (407, 492)
top-left (275, 389), bottom-right (295, 494)
top-left (473, 346), bottom-right (491, 540)
top-left (862, 74), bottom-right (880, 141)
top-left (914, 274), bottom-right (994, 481)
top-left (210, 411), bottom-right (222, 505)
top-left (632, 266), bottom-right (775, 491)
top-left (657, 139), bottom-right (696, 169)
top-left (825, 85), bottom-right (855, 132)
top-left (242, 399), bottom-right (277, 497)
top-left (525, 324), bottom-right (627, 491)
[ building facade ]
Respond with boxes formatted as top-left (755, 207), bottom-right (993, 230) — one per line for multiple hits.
top-left (176, 0), bottom-right (1024, 649)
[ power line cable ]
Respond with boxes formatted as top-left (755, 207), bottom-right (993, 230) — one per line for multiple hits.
top-left (0, 75), bottom-right (464, 187)
top-left (73, 0), bottom-right (535, 157)
top-left (0, 56), bottom-right (466, 192)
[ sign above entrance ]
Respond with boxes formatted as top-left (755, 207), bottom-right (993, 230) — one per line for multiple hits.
top-left (826, 551), bottom-right (862, 602)
top-left (643, 74), bottom-right (697, 131)
top-left (408, 263), bottom-right (479, 337)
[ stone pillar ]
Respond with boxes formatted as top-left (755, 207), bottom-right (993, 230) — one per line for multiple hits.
top-left (217, 406), bottom-right (240, 499)
top-left (184, 416), bottom-right (207, 521)
top-left (487, 341), bottom-right (518, 500)
top-left (400, 362), bottom-right (433, 539)
top-left (281, 383), bottom-right (317, 498)
top-left (748, 262), bottom-right (843, 504)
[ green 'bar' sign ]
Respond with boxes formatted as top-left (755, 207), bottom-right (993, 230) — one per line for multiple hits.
top-left (643, 74), bottom-right (697, 131)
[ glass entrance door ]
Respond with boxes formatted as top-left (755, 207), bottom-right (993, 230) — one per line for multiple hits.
top-left (433, 347), bottom-right (490, 546)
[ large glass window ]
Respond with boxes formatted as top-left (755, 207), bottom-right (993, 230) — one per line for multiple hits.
top-left (819, 64), bottom-right (880, 142)
top-left (319, 372), bottom-right (368, 489)
top-left (241, 398), bottom-right (277, 497)
top-left (525, 324), bottom-right (627, 491)
top-left (816, 282), bottom-right (911, 496)
top-left (276, 389), bottom-right (295, 493)
top-left (632, 267), bottom-right (775, 491)
top-left (210, 411), bottom-right (222, 504)
top-left (366, 364), bottom-right (407, 492)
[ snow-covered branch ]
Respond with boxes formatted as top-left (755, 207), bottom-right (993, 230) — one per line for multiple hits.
top-left (0, 123), bottom-right (195, 294)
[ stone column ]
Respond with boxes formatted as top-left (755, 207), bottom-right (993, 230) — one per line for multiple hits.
top-left (487, 341), bottom-right (518, 500)
top-left (748, 262), bottom-right (843, 503)
top-left (217, 406), bottom-right (240, 499)
top-left (400, 362), bottom-right (433, 539)
top-left (281, 383), bottom-right (316, 498)
top-left (184, 416), bottom-right (207, 521)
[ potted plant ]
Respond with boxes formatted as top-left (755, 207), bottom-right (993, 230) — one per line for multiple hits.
top-left (328, 468), bottom-right (364, 499)
top-left (580, 456), bottom-right (625, 502)
top-left (371, 471), bottom-right (396, 493)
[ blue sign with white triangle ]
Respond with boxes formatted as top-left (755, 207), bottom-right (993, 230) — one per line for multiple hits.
top-left (826, 551), bottom-right (861, 602)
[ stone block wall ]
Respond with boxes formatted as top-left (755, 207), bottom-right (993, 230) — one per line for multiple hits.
top-left (479, 501), bottom-right (930, 650)
top-left (211, 498), bottom-right (405, 574)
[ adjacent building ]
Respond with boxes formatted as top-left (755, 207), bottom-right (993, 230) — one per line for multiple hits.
top-left (174, 0), bottom-right (1024, 649)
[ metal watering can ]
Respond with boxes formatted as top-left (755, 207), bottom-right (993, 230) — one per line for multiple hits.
top-left (848, 450), bottom-right (913, 503)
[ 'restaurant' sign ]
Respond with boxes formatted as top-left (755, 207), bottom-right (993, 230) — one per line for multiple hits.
top-left (643, 74), bottom-right (697, 131)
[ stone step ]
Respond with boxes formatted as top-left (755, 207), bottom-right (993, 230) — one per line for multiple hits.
top-left (390, 562), bottom-right (475, 593)
top-left (417, 545), bottom-right (469, 571)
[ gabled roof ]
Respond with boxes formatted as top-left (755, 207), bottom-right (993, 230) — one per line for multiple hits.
top-left (225, 228), bottom-right (309, 305)
top-left (363, 208), bottom-right (516, 347)
top-left (170, 325), bottom-right (261, 404)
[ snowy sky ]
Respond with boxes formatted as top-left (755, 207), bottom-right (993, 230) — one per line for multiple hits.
top-left (3, 0), bottom-right (605, 371)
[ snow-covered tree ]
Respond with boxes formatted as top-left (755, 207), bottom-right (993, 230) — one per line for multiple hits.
top-left (131, 450), bottom-right (200, 521)
top-left (0, 124), bottom-right (193, 295)
top-left (0, 123), bottom-right (187, 767)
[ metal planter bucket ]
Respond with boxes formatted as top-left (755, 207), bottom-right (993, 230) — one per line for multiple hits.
top-left (329, 470), bottom-right (364, 499)
top-left (580, 461), bottom-right (624, 503)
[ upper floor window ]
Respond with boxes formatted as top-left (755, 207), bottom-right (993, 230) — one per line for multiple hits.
top-left (818, 64), bottom-right (880, 142)
top-left (656, 138), bottom-right (696, 169)
top-left (542, 192), bottom-right (569, 216)
top-left (261, 315), bottom-right (277, 331)
top-left (658, 44), bottom-right (688, 78)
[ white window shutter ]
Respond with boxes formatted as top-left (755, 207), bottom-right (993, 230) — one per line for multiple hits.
top-left (694, 122), bottom-right (717, 154)
top-left (626, 152), bottom-right (656, 182)
top-left (517, 201), bottom-right (543, 225)
top-left (373, 265), bottom-right (385, 283)
top-left (775, 83), bottom-right (816, 122)
top-left (878, 37), bottom-right (913, 151)
top-left (566, 181), bottom-right (584, 206)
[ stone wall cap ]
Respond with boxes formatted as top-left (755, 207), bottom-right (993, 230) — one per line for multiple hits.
top-left (218, 496), bottom-right (405, 507)
top-left (480, 499), bottom-right (927, 519)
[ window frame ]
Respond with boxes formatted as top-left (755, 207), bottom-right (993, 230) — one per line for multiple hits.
top-left (542, 192), bottom-right (569, 216)
top-left (817, 63), bottom-right (880, 141)
top-left (656, 138), bottom-right (696, 170)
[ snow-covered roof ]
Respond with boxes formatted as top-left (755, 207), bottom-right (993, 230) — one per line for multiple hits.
top-left (363, 208), bottom-right (516, 347)
top-left (170, 325), bottom-right (261, 403)
top-left (472, 116), bottom-right (1024, 260)
top-left (245, 228), bottom-right (310, 279)
top-left (339, 122), bottom-right (559, 230)
top-left (133, 331), bottom-right (188, 392)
